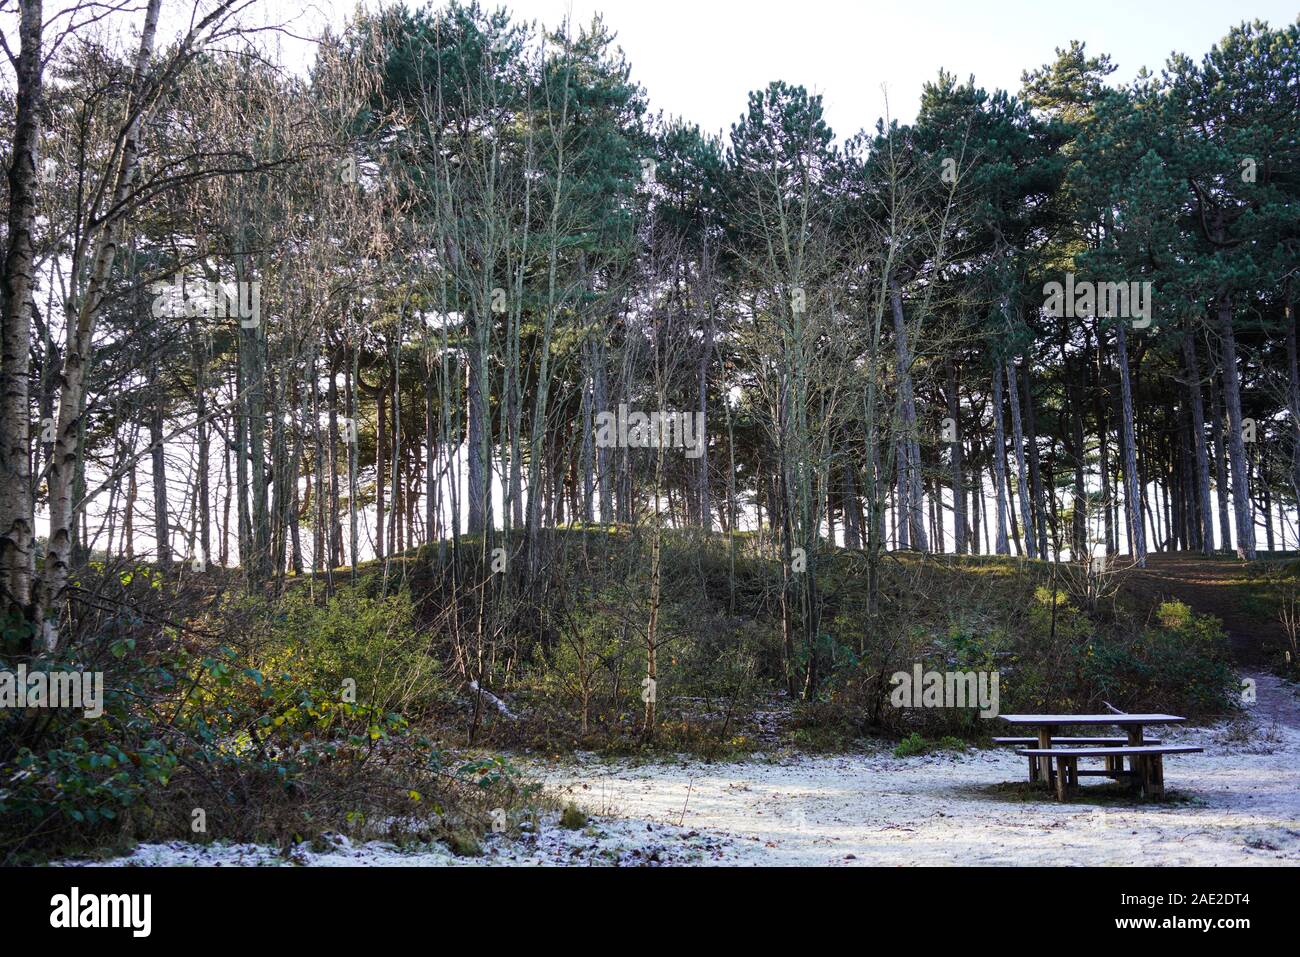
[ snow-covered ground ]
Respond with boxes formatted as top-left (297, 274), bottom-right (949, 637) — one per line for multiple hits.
top-left (536, 729), bottom-right (1300, 866)
top-left (56, 817), bottom-right (733, 867)
top-left (59, 673), bottom-right (1300, 867)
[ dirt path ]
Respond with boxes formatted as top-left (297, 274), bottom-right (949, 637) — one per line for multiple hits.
top-left (1125, 553), bottom-right (1283, 665)
top-left (1123, 554), bottom-right (1299, 734)
top-left (1245, 669), bottom-right (1300, 731)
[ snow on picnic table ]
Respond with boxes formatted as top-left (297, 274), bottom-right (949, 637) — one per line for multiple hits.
top-left (59, 676), bottom-right (1300, 867)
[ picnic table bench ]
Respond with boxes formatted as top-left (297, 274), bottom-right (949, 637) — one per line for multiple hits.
top-left (991, 736), bottom-right (1162, 746)
top-left (997, 714), bottom-right (1201, 799)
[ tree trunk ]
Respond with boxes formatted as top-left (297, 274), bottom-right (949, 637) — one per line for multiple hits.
top-left (891, 284), bottom-right (927, 551)
top-left (593, 335), bottom-right (611, 523)
top-left (945, 359), bottom-right (966, 554)
top-left (697, 309), bottom-right (713, 530)
top-left (1209, 362), bottom-right (1232, 552)
top-left (1067, 354), bottom-right (1087, 557)
top-left (346, 345), bottom-right (359, 571)
top-left (580, 339), bottom-right (594, 523)
top-left (1006, 358), bottom-right (1036, 559)
top-left (1182, 327), bottom-right (1214, 554)
top-left (220, 431), bottom-right (230, 568)
top-left (149, 372), bottom-right (171, 569)
top-left (1285, 295), bottom-right (1300, 515)
top-left (40, 0), bottom-right (162, 649)
top-left (290, 370), bottom-right (304, 576)
top-left (1090, 325), bottom-right (1116, 554)
top-left (124, 466), bottom-right (137, 562)
top-left (389, 337), bottom-right (403, 558)
top-left (235, 357), bottom-right (250, 568)
top-left (241, 262), bottom-right (268, 585)
top-left (375, 388), bottom-right (386, 559)
top-left (894, 441), bottom-right (910, 549)
top-left (0, 0), bottom-right (43, 628)
top-left (190, 317), bottom-right (211, 567)
top-left (468, 317), bottom-right (490, 536)
top-left (1022, 362), bottom-right (1049, 558)
top-left (1217, 300), bottom-right (1255, 559)
top-left (1113, 321), bottom-right (1146, 566)
top-left (424, 348), bottom-right (439, 547)
top-left (990, 362), bottom-right (1011, 555)
top-left (326, 349), bottom-right (343, 570)
top-left (269, 362), bottom-right (289, 580)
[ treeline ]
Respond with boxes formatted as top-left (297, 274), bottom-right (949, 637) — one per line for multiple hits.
top-left (1, 0), bottom-right (1298, 673)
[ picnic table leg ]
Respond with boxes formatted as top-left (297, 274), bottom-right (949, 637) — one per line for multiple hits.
top-left (1134, 753), bottom-right (1169, 797)
top-left (1055, 756), bottom-right (1075, 800)
top-left (1028, 755), bottom-right (1039, 783)
top-left (1125, 725), bottom-right (1145, 785)
top-left (1038, 725), bottom-right (1056, 789)
top-left (1150, 755), bottom-right (1164, 797)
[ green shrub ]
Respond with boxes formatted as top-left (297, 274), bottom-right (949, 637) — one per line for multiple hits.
top-left (1083, 601), bottom-right (1236, 716)
top-left (0, 589), bottom-right (519, 863)
top-left (893, 732), bottom-right (929, 757)
top-left (559, 804), bottom-right (589, 829)
top-left (891, 733), bottom-right (967, 757)
top-left (260, 588), bottom-right (445, 716)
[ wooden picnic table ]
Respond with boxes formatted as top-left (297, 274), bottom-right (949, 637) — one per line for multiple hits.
top-left (998, 713), bottom-right (1187, 790)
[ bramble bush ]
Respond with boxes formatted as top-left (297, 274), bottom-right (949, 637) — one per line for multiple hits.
top-left (0, 583), bottom-right (520, 864)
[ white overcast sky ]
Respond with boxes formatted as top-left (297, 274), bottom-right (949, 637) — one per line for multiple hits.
top-left (284, 0), bottom-right (1300, 138)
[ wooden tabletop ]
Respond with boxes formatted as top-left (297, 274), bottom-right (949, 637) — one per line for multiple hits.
top-left (998, 714), bottom-right (1186, 726)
